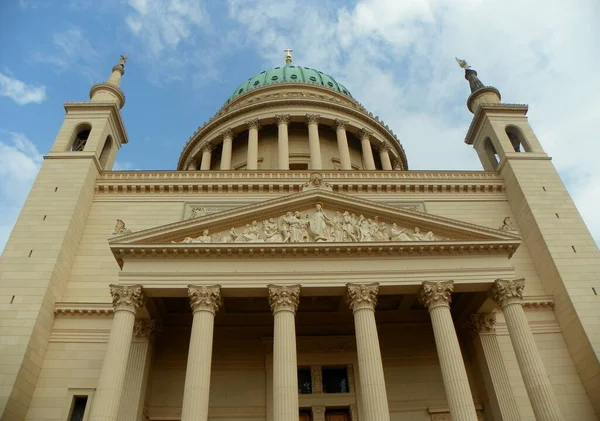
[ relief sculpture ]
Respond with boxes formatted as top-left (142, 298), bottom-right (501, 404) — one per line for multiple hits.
top-left (178, 204), bottom-right (446, 244)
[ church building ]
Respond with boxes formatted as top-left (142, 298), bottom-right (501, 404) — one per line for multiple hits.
top-left (0, 51), bottom-right (599, 421)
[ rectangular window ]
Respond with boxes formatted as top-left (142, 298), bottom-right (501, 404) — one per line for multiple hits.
top-left (289, 163), bottom-right (309, 170)
top-left (68, 396), bottom-right (88, 421)
top-left (298, 368), bottom-right (313, 394)
top-left (322, 367), bottom-right (349, 393)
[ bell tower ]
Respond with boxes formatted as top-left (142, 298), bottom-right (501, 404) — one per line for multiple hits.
top-left (0, 57), bottom-right (128, 420)
top-left (460, 60), bottom-right (600, 415)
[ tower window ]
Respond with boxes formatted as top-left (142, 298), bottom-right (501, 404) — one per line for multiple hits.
top-left (322, 367), bottom-right (349, 393)
top-left (298, 368), bottom-right (312, 394)
top-left (505, 126), bottom-right (532, 152)
top-left (71, 125), bottom-right (91, 152)
top-left (68, 396), bottom-right (88, 421)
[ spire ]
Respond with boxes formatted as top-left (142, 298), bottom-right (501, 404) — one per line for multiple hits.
top-left (89, 55), bottom-right (127, 109)
top-left (455, 58), bottom-right (501, 113)
top-left (284, 48), bottom-right (293, 65)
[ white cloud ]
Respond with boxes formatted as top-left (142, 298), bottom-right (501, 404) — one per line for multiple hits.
top-left (124, 0), bottom-right (208, 58)
top-left (34, 27), bottom-right (102, 82)
top-left (224, 0), bottom-right (600, 242)
top-left (0, 73), bottom-right (46, 105)
top-left (0, 132), bottom-right (43, 253)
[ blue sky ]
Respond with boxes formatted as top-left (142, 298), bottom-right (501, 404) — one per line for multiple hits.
top-left (1, 0), bottom-right (599, 251)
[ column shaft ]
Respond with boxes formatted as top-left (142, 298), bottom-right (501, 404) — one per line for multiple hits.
top-left (181, 285), bottom-right (221, 421)
top-left (379, 147), bottom-right (392, 170)
top-left (430, 305), bottom-right (478, 421)
top-left (220, 130), bottom-right (233, 170)
top-left (335, 120), bottom-right (352, 170)
top-left (347, 283), bottom-right (390, 421)
top-left (276, 115), bottom-right (290, 170)
top-left (89, 285), bottom-right (144, 421)
top-left (504, 303), bottom-right (563, 420)
top-left (360, 130), bottom-right (376, 170)
top-left (117, 321), bottom-right (155, 421)
top-left (247, 122), bottom-right (259, 170)
top-left (200, 147), bottom-right (212, 170)
top-left (491, 279), bottom-right (563, 421)
top-left (269, 285), bottom-right (300, 421)
top-left (420, 281), bottom-right (478, 421)
top-left (306, 115), bottom-right (322, 169)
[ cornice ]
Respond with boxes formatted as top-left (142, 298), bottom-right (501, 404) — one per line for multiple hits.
top-left (45, 152), bottom-right (102, 173)
top-left (63, 101), bottom-right (129, 145)
top-left (178, 88), bottom-right (408, 170)
top-left (95, 170), bottom-right (505, 196)
top-left (522, 295), bottom-right (554, 308)
top-left (465, 103), bottom-right (529, 145)
top-left (54, 302), bottom-right (113, 316)
top-left (111, 240), bottom-right (519, 268)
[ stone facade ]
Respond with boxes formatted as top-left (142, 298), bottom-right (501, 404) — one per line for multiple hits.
top-left (0, 57), bottom-right (599, 421)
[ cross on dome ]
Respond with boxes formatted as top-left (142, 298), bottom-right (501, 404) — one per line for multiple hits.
top-left (284, 48), bottom-right (293, 64)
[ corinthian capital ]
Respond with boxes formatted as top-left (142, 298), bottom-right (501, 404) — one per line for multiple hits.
top-left (268, 284), bottom-right (300, 313)
top-left (358, 128), bottom-right (372, 140)
top-left (334, 119), bottom-right (348, 130)
top-left (221, 128), bottom-right (234, 140)
top-left (377, 144), bottom-right (390, 153)
top-left (346, 283), bottom-right (379, 312)
top-left (275, 114), bottom-right (290, 125)
top-left (467, 312), bottom-right (496, 335)
top-left (246, 119), bottom-right (262, 130)
top-left (418, 281), bottom-right (453, 310)
top-left (110, 284), bottom-right (145, 313)
top-left (188, 285), bottom-right (222, 314)
top-left (490, 278), bottom-right (525, 308)
top-left (306, 114), bottom-right (320, 125)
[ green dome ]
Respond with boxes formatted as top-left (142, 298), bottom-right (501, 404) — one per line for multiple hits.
top-left (226, 64), bottom-right (353, 103)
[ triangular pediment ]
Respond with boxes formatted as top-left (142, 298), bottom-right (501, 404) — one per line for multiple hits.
top-left (109, 189), bottom-right (521, 266)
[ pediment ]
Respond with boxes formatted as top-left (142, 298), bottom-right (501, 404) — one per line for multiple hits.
top-left (109, 189), bottom-right (521, 266)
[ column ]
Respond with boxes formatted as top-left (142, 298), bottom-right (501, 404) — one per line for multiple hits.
top-left (378, 145), bottom-right (393, 170)
top-left (334, 119), bottom-right (352, 170)
top-left (200, 144), bottom-right (212, 170)
top-left (117, 320), bottom-right (157, 421)
top-left (268, 284), bottom-right (301, 421)
top-left (311, 366), bottom-right (323, 393)
top-left (346, 283), bottom-right (390, 421)
top-left (359, 129), bottom-right (376, 170)
top-left (181, 285), bottom-right (222, 421)
top-left (89, 285), bottom-right (145, 421)
top-left (187, 160), bottom-right (198, 171)
top-left (490, 279), bottom-right (563, 421)
top-left (418, 281), bottom-right (478, 421)
top-left (246, 119), bottom-right (261, 170)
top-left (276, 115), bottom-right (290, 170)
top-left (306, 114), bottom-right (322, 169)
top-left (467, 313), bottom-right (520, 421)
top-left (220, 129), bottom-right (233, 170)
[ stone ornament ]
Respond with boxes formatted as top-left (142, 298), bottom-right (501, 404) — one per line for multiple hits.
top-left (500, 216), bottom-right (518, 232)
top-left (334, 119), bottom-right (348, 130)
top-left (188, 206), bottom-right (231, 219)
top-left (178, 204), bottom-right (444, 244)
top-left (301, 173), bottom-right (332, 192)
top-left (245, 119), bottom-right (261, 130)
top-left (275, 114), bottom-right (290, 125)
top-left (133, 319), bottom-right (158, 339)
top-left (347, 283), bottom-right (379, 312)
top-left (306, 114), bottom-right (320, 125)
top-left (109, 284), bottom-right (145, 313)
top-left (268, 284), bottom-right (300, 313)
top-left (220, 128), bottom-right (234, 139)
top-left (359, 128), bottom-right (373, 140)
top-left (491, 278), bottom-right (525, 308)
top-left (188, 285), bottom-right (222, 314)
top-left (467, 312), bottom-right (496, 334)
top-left (418, 280), bottom-right (454, 310)
top-left (113, 219), bottom-right (132, 235)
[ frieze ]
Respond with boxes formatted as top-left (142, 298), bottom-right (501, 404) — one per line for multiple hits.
top-left (177, 204), bottom-right (447, 244)
top-left (185, 205), bottom-right (235, 219)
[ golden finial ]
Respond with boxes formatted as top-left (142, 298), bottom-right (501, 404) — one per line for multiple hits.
top-left (284, 48), bottom-right (293, 64)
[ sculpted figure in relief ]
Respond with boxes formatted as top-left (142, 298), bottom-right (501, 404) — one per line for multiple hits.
top-left (177, 204), bottom-right (445, 244)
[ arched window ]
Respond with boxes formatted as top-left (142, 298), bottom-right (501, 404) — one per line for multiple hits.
top-left (505, 126), bottom-right (531, 152)
top-left (99, 135), bottom-right (113, 169)
top-left (71, 124), bottom-right (91, 151)
top-left (484, 137), bottom-right (499, 169)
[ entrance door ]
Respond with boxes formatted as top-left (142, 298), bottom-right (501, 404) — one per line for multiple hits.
top-left (326, 410), bottom-right (350, 421)
top-left (299, 409), bottom-right (312, 421)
